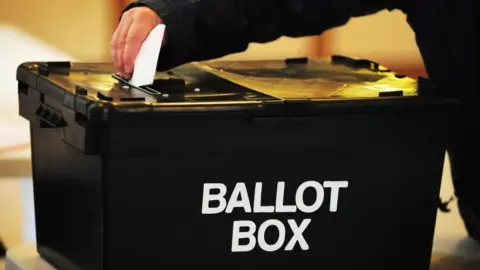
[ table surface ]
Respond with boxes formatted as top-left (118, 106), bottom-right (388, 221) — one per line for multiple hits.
top-left (4, 242), bottom-right (480, 270)
top-left (5, 244), bottom-right (53, 270)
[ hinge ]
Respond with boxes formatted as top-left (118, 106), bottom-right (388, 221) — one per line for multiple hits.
top-left (38, 61), bottom-right (72, 76)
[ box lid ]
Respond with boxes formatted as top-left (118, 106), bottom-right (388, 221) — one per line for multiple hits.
top-left (16, 56), bottom-right (453, 120)
top-left (201, 56), bottom-right (417, 100)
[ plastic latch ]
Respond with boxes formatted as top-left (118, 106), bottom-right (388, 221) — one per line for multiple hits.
top-left (35, 103), bottom-right (66, 128)
top-left (97, 92), bottom-right (114, 101)
top-left (332, 55), bottom-right (391, 72)
top-left (38, 61), bottom-right (71, 76)
top-left (75, 85), bottom-right (88, 96)
top-left (379, 90), bottom-right (404, 97)
top-left (285, 57), bottom-right (309, 65)
top-left (38, 64), bottom-right (50, 76)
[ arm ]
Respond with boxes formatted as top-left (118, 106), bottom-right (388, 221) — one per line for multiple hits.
top-left (404, 0), bottom-right (479, 97)
top-left (113, 0), bottom-right (410, 73)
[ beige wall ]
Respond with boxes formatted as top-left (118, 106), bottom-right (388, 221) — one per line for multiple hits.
top-left (222, 9), bottom-right (426, 76)
top-left (328, 9), bottom-right (426, 76)
top-left (0, 0), bottom-right (316, 63)
top-left (0, 3), bottom-right (424, 71)
top-left (221, 36), bottom-right (315, 61)
top-left (0, 0), bottom-right (113, 61)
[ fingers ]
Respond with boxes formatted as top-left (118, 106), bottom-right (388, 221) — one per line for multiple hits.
top-left (123, 22), bottom-right (151, 78)
top-left (117, 19), bottom-right (133, 78)
top-left (111, 17), bottom-right (133, 77)
top-left (110, 22), bottom-right (124, 73)
top-left (110, 7), bottom-right (164, 78)
top-left (110, 28), bottom-right (119, 65)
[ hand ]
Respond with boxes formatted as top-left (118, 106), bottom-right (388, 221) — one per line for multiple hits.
top-left (110, 6), bottom-right (164, 79)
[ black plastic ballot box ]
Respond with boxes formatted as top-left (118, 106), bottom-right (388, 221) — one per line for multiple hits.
top-left (16, 56), bottom-right (456, 270)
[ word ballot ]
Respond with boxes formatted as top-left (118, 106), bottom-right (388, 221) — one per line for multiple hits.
top-left (201, 180), bottom-right (349, 252)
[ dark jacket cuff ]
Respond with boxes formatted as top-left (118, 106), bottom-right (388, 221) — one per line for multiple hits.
top-left (123, 0), bottom-right (175, 18)
top-left (121, 1), bottom-right (200, 70)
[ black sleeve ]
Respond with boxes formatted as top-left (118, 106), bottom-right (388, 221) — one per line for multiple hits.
top-left (124, 0), bottom-right (410, 70)
top-left (404, 0), bottom-right (479, 99)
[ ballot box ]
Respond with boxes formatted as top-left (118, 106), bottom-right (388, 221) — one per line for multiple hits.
top-left (16, 56), bottom-right (456, 270)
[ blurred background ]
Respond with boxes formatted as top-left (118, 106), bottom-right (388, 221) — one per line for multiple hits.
top-left (0, 1), bottom-right (478, 269)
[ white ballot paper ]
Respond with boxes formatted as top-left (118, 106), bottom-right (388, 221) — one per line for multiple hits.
top-left (129, 24), bottom-right (166, 87)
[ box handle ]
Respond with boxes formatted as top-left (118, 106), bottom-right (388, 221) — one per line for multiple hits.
top-left (35, 103), bottom-right (66, 128)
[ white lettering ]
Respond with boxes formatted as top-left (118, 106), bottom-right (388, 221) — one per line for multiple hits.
top-left (231, 219), bottom-right (311, 252)
top-left (285, 219), bottom-right (311, 251)
top-left (202, 180), bottom-right (349, 214)
top-left (296, 181), bottom-right (324, 213)
top-left (202, 183), bottom-right (227, 214)
top-left (226, 183), bottom-right (252, 213)
top-left (254, 183), bottom-right (274, 213)
top-left (231, 220), bottom-right (256, 252)
top-left (275, 182), bottom-right (297, 213)
top-left (205, 180), bottom-right (350, 253)
top-left (258, 220), bottom-right (286, 252)
top-left (323, 181), bottom-right (349, 212)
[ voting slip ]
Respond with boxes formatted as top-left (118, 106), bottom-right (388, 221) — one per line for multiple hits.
top-left (129, 24), bottom-right (166, 87)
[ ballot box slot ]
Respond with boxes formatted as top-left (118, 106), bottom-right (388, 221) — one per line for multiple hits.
top-left (35, 63), bottom-right (281, 107)
top-left (111, 71), bottom-right (279, 104)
